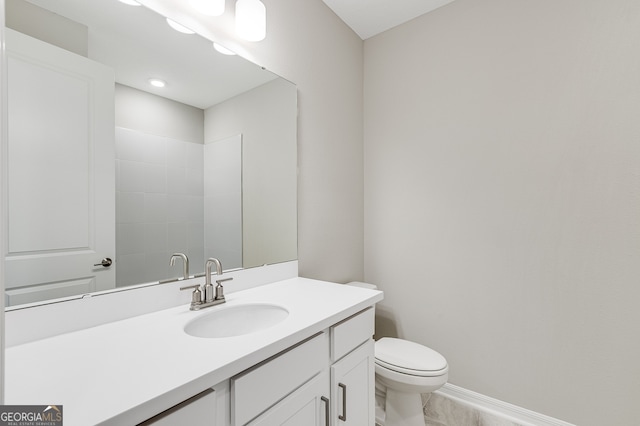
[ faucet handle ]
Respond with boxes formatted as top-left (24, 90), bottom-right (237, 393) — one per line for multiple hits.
top-left (179, 284), bottom-right (200, 291)
top-left (180, 284), bottom-right (202, 305)
top-left (214, 277), bottom-right (233, 300)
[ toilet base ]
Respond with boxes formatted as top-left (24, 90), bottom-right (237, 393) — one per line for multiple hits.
top-left (384, 388), bottom-right (425, 426)
top-left (374, 392), bottom-right (386, 425)
top-left (376, 388), bottom-right (424, 426)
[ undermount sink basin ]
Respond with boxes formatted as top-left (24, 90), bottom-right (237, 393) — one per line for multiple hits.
top-left (184, 303), bottom-right (289, 338)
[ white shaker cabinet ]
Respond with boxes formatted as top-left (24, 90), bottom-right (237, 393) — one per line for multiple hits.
top-left (331, 340), bottom-right (375, 426)
top-left (329, 307), bottom-right (376, 426)
top-left (238, 308), bottom-right (375, 426)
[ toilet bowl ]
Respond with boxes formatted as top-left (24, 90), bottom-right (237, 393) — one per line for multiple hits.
top-left (375, 337), bottom-right (448, 426)
top-left (346, 282), bottom-right (448, 426)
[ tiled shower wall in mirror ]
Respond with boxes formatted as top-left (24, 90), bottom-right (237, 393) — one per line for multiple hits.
top-left (115, 127), bottom-right (205, 286)
top-left (115, 127), bottom-right (242, 286)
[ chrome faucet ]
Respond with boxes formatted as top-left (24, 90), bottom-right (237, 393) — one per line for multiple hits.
top-left (180, 257), bottom-right (233, 311)
top-left (169, 253), bottom-right (189, 280)
top-left (204, 258), bottom-right (222, 303)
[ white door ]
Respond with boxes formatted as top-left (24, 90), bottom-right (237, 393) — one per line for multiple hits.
top-left (4, 28), bottom-right (115, 307)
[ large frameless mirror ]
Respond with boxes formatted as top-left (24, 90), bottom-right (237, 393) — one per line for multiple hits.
top-left (3, 0), bottom-right (297, 309)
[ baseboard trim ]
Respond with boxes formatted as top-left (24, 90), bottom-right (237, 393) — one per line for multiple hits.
top-left (435, 383), bottom-right (575, 426)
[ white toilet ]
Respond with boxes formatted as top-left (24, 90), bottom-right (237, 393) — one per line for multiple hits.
top-left (375, 337), bottom-right (448, 426)
top-left (348, 282), bottom-right (449, 426)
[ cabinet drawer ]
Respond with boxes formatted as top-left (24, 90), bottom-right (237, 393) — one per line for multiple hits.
top-left (231, 332), bottom-right (329, 425)
top-left (331, 307), bottom-right (374, 362)
top-left (138, 388), bottom-right (215, 425)
top-left (248, 370), bottom-right (330, 425)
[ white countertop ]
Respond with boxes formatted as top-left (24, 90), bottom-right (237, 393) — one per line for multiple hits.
top-left (5, 277), bottom-right (383, 425)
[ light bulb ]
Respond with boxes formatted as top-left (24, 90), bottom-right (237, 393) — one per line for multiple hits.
top-left (235, 0), bottom-right (266, 42)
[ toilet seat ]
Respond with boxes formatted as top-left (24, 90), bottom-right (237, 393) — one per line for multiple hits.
top-left (375, 338), bottom-right (448, 377)
top-left (375, 358), bottom-right (448, 377)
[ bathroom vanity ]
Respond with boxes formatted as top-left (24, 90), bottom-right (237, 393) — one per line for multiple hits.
top-left (5, 277), bottom-right (383, 425)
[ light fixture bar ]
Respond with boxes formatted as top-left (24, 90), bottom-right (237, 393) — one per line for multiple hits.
top-left (190, 0), bottom-right (225, 17)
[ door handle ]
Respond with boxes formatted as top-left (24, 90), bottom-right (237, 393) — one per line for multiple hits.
top-left (94, 257), bottom-right (113, 267)
top-left (338, 383), bottom-right (347, 421)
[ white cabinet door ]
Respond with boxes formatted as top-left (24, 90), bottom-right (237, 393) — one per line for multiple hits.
top-left (139, 389), bottom-right (216, 425)
top-left (331, 340), bottom-right (375, 426)
top-left (4, 28), bottom-right (116, 306)
top-left (249, 371), bottom-right (330, 426)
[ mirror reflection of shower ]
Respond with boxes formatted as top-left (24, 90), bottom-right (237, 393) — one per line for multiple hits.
top-left (114, 126), bottom-right (242, 287)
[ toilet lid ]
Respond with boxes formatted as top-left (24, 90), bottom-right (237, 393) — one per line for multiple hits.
top-left (375, 338), bottom-right (448, 376)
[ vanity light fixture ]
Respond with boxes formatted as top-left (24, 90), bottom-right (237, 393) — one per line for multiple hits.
top-left (187, 0), bottom-right (267, 42)
top-left (148, 78), bottom-right (166, 88)
top-left (190, 0), bottom-right (225, 17)
top-left (235, 0), bottom-right (266, 42)
top-left (166, 18), bottom-right (196, 34)
top-left (213, 42), bottom-right (236, 55)
top-left (118, 0), bottom-right (141, 5)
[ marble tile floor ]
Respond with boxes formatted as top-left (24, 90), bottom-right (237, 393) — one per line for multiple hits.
top-left (375, 392), bottom-right (524, 426)
top-left (423, 392), bottom-right (525, 426)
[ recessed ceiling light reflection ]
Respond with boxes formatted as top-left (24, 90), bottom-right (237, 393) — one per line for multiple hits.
top-left (213, 42), bottom-right (236, 56)
top-left (166, 18), bottom-right (196, 34)
top-left (118, 0), bottom-right (141, 6)
top-left (148, 78), bottom-right (166, 88)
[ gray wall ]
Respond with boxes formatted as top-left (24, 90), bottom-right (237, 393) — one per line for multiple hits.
top-left (115, 84), bottom-right (204, 145)
top-left (5, 0), bottom-right (87, 56)
top-left (205, 79), bottom-right (297, 270)
top-left (364, 0), bottom-right (640, 425)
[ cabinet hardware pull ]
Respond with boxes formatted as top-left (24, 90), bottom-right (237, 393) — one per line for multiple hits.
top-left (338, 383), bottom-right (347, 421)
top-left (321, 396), bottom-right (330, 426)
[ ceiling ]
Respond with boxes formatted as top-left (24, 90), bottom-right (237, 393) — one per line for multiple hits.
top-left (21, 0), bottom-right (276, 109)
top-left (322, 0), bottom-right (456, 39)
